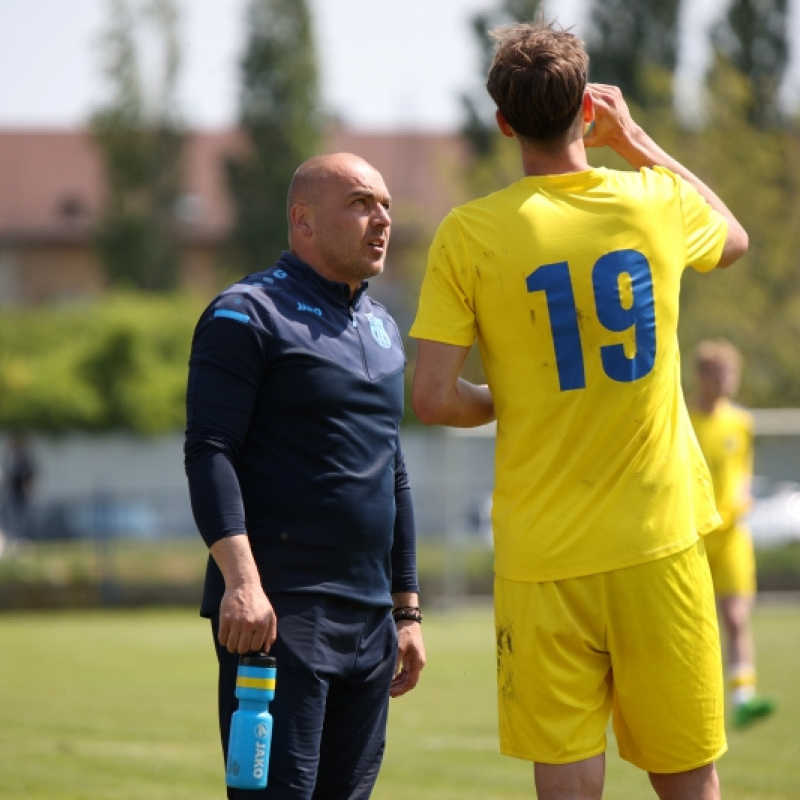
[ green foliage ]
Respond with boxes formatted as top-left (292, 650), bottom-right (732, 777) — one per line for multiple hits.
top-left (712, 0), bottom-right (789, 127)
top-left (586, 0), bottom-right (681, 107)
top-left (91, 0), bottom-right (185, 290)
top-left (225, 0), bottom-right (323, 274)
top-left (459, 1), bottom-right (544, 164)
top-left (0, 293), bottom-right (204, 434)
top-left (670, 65), bottom-right (800, 406)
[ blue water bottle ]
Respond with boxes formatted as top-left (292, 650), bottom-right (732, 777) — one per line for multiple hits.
top-left (226, 653), bottom-right (277, 790)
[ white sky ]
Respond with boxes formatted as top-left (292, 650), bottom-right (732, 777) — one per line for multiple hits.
top-left (0, 0), bottom-right (798, 132)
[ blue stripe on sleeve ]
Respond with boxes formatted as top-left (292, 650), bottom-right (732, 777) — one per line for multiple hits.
top-left (213, 309), bottom-right (250, 324)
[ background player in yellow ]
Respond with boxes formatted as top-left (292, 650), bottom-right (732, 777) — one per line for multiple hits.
top-left (689, 339), bottom-right (777, 729)
top-left (411, 20), bottom-right (748, 800)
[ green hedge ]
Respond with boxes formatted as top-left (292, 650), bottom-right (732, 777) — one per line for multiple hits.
top-left (0, 292), bottom-right (206, 434)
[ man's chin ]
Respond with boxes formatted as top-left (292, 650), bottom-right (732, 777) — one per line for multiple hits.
top-left (364, 260), bottom-right (385, 279)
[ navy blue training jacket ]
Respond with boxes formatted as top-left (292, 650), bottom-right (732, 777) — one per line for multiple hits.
top-left (184, 252), bottom-right (419, 617)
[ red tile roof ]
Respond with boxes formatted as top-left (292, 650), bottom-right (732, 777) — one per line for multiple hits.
top-left (327, 127), bottom-right (471, 227)
top-left (0, 130), bottom-right (104, 242)
top-left (0, 127), bottom-right (470, 245)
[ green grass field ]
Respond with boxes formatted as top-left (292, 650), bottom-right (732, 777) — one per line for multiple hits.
top-left (0, 601), bottom-right (797, 799)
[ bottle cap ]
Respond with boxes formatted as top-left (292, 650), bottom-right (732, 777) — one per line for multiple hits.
top-left (240, 652), bottom-right (277, 668)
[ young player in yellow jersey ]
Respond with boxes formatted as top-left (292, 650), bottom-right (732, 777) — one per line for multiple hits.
top-left (410, 21), bottom-right (748, 800)
top-left (689, 340), bottom-right (777, 730)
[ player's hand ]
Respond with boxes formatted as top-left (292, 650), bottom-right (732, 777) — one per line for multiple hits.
top-left (583, 83), bottom-right (641, 152)
top-left (217, 582), bottom-right (277, 655)
top-left (390, 621), bottom-right (426, 698)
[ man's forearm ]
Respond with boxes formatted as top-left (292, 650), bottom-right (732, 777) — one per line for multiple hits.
top-left (417, 378), bottom-right (494, 428)
top-left (210, 533), bottom-right (261, 590)
top-left (617, 126), bottom-right (747, 268)
top-left (614, 125), bottom-right (737, 229)
top-left (412, 340), bottom-right (496, 427)
top-left (211, 533), bottom-right (277, 654)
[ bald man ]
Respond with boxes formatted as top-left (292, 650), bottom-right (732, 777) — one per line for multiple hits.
top-left (185, 153), bottom-right (425, 800)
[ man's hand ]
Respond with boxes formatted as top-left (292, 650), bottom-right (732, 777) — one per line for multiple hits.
top-left (583, 83), bottom-right (641, 154)
top-left (390, 621), bottom-right (426, 698)
top-left (211, 534), bottom-right (277, 654)
top-left (218, 581), bottom-right (277, 655)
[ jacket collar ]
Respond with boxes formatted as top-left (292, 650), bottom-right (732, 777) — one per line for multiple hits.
top-left (277, 251), bottom-right (368, 309)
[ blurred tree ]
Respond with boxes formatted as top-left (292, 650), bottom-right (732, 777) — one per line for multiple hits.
top-left (711, 0), bottom-right (790, 127)
top-left (225, 0), bottom-right (323, 274)
top-left (676, 58), bottom-right (800, 407)
top-left (450, 2), bottom-right (548, 386)
top-left (0, 294), bottom-right (203, 434)
top-left (91, 0), bottom-right (184, 291)
top-left (460, 0), bottom-right (544, 197)
top-left (585, 0), bottom-right (681, 108)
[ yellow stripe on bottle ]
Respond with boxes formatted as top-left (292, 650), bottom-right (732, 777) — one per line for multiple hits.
top-left (237, 676), bottom-right (276, 690)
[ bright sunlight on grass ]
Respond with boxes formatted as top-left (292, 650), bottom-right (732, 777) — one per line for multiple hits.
top-left (0, 601), bottom-right (797, 799)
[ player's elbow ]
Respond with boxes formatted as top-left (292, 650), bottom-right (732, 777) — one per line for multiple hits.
top-left (411, 386), bottom-right (448, 426)
top-left (717, 223), bottom-right (749, 269)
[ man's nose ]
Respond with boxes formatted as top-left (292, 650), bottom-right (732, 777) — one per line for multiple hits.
top-left (374, 204), bottom-right (391, 227)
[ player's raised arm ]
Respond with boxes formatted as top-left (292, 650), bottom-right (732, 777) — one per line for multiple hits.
top-left (584, 83), bottom-right (748, 269)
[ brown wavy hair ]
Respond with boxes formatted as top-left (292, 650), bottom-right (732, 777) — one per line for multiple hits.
top-left (486, 21), bottom-right (588, 143)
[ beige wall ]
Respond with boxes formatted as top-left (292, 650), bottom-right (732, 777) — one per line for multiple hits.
top-left (0, 241), bottom-right (229, 306)
top-left (0, 243), bottom-right (104, 306)
top-left (179, 245), bottom-right (228, 300)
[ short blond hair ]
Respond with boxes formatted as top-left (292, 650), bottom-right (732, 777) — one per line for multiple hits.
top-left (694, 339), bottom-right (742, 371)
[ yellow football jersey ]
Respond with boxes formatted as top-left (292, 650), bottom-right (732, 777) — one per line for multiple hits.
top-left (689, 400), bottom-right (753, 530)
top-left (411, 166), bottom-right (726, 581)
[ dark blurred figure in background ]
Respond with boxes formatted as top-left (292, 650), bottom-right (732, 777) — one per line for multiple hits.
top-left (2, 434), bottom-right (37, 541)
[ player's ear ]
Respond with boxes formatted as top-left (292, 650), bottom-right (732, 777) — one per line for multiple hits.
top-left (495, 109), bottom-right (515, 138)
top-left (582, 91), bottom-right (594, 124)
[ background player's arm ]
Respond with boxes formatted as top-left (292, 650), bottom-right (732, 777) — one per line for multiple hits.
top-left (584, 83), bottom-right (748, 269)
top-left (740, 420), bottom-right (755, 515)
top-left (412, 340), bottom-right (495, 427)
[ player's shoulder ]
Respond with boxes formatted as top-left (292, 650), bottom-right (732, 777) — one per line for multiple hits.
top-left (434, 184), bottom-right (523, 244)
top-left (726, 400), bottom-right (754, 426)
top-left (448, 179), bottom-right (524, 216)
top-left (603, 164), bottom-right (682, 198)
top-left (708, 399), bottom-right (753, 434)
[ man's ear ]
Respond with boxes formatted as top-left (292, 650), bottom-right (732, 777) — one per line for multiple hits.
top-left (289, 203), bottom-right (313, 237)
top-left (495, 109), bottom-right (515, 138)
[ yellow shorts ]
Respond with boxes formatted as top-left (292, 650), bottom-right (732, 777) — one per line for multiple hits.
top-left (494, 540), bottom-right (726, 773)
top-left (703, 524), bottom-right (756, 597)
